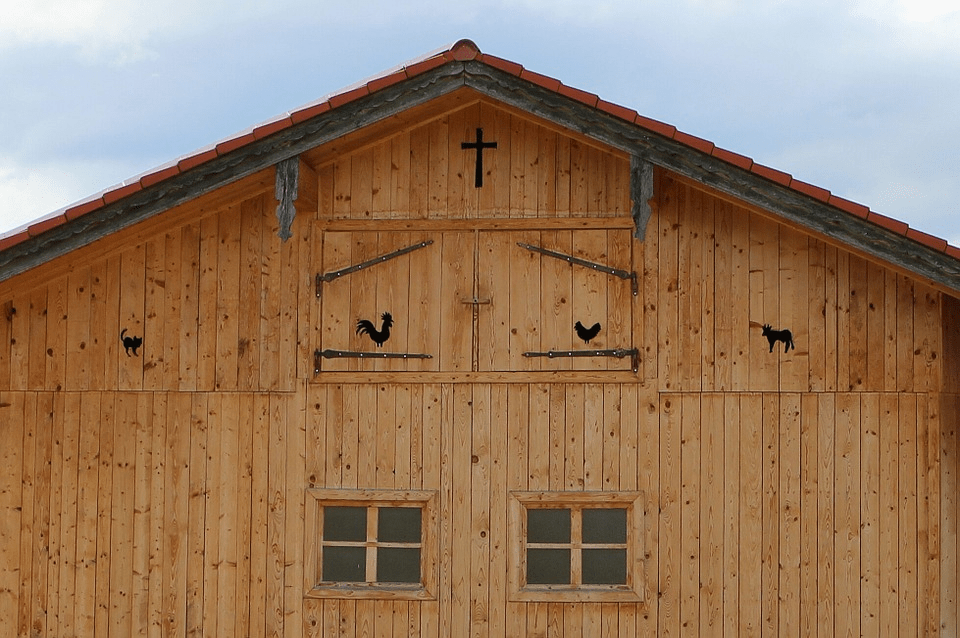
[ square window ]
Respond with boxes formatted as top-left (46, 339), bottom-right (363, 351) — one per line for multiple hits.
top-left (526, 548), bottom-right (571, 584)
top-left (306, 489), bottom-right (437, 600)
top-left (509, 491), bottom-right (643, 602)
top-left (322, 546), bottom-right (366, 582)
top-left (378, 506), bottom-right (422, 543)
top-left (323, 506), bottom-right (367, 541)
top-left (527, 508), bottom-right (571, 543)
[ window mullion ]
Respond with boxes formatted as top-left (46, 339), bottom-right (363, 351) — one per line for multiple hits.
top-left (367, 506), bottom-right (379, 582)
top-left (570, 506), bottom-right (583, 586)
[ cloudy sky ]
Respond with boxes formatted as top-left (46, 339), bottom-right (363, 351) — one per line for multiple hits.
top-left (2, 0), bottom-right (959, 245)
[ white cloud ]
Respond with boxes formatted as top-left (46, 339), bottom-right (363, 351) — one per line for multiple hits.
top-left (0, 0), bottom-right (271, 62)
top-left (0, 157), bottom-right (138, 235)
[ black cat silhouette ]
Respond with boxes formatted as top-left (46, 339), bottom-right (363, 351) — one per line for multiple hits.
top-left (762, 324), bottom-right (794, 353)
top-left (121, 328), bottom-right (143, 356)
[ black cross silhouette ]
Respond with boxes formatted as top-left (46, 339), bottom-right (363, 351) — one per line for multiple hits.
top-left (461, 128), bottom-right (498, 188)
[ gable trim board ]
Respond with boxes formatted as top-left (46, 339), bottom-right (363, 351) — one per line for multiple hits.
top-left (2, 40), bottom-right (959, 300)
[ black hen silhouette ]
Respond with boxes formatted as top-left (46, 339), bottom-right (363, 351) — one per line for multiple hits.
top-left (356, 312), bottom-right (393, 347)
top-left (574, 321), bottom-right (601, 344)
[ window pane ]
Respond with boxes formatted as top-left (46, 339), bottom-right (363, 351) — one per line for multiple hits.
top-left (377, 547), bottom-right (421, 583)
top-left (526, 548), bottom-right (571, 584)
top-left (582, 548), bottom-right (627, 585)
top-left (582, 508), bottom-right (627, 544)
top-left (322, 546), bottom-right (366, 582)
top-left (323, 506), bottom-right (367, 541)
top-left (527, 508), bottom-right (571, 543)
top-left (378, 507), bottom-right (421, 543)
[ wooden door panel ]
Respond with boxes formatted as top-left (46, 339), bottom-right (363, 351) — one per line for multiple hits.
top-left (477, 230), bottom-right (635, 372)
top-left (318, 231), bottom-right (446, 372)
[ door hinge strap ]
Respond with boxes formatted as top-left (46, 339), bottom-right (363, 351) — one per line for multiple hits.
top-left (314, 349), bottom-right (433, 374)
top-left (516, 242), bottom-right (638, 295)
top-left (523, 348), bottom-right (639, 373)
top-left (316, 239), bottom-right (434, 298)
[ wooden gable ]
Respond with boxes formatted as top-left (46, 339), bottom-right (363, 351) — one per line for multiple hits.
top-left (1, 41), bottom-right (959, 638)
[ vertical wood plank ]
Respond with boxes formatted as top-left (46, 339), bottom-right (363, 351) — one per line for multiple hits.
top-left (749, 216), bottom-right (779, 392)
top-left (75, 392), bottom-right (100, 636)
top-left (471, 384), bottom-right (491, 638)
top-left (680, 393), bottom-right (701, 637)
top-left (799, 393), bottom-right (819, 638)
top-left (817, 394), bottom-right (836, 635)
top-left (866, 263), bottom-right (886, 392)
top-left (162, 229), bottom-right (183, 389)
top-left (779, 228), bottom-right (808, 392)
top-left (44, 277), bottom-right (67, 392)
top-left (162, 392), bottom-right (190, 638)
top-left (722, 394), bottom-right (740, 638)
top-left (761, 394), bottom-right (779, 638)
top-left (700, 393), bottom-right (723, 637)
top-left (898, 394), bottom-right (918, 636)
top-left (186, 394), bottom-right (208, 636)
top-left (65, 267), bottom-right (91, 390)
top-left (740, 393), bottom-right (763, 637)
top-left (779, 393), bottom-right (801, 638)
top-left (878, 394), bottom-right (900, 638)
top-left (178, 223), bottom-right (201, 391)
top-left (835, 393), bottom-right (861, 638)
top-left (660, 393), bottom-right (681, 638)
top-left (657, 175), bottom-right (679, 392)
top-left (143, 236), bottom-right (166, 390)
top-left (0, 392), bottom-right (23, 638)
top-left (807, 240), bottom-right (826, 392)
top-left (238, 197), bottom-right (264, 390)
top-left (713, 201), bottom-right (733, 391)
top-left (677, 186), bottom-right (703, 390)
top-left (861, 394), bottom-right (881, 638)
top-left (215, 205), bottom-right (242, 391)
top-left (93, 392), bottom-right (115, 637)
top-left (439, 232), bottom-right (474, 372)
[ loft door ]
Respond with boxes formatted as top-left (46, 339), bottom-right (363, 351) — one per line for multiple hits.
top-left (315, 227), bottom-right (635, 373)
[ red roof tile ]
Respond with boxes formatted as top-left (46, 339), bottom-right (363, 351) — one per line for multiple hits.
top-left (290, 100), bottom-right (331, 124)
top-left (519, 69), bottom-right (561, 93)
top-left (447, 39), bottom-right (480, 61)
top-left (597, 99), bottom-right (638, 123)
top-left (907, 228), bottom-right (948, 252)
top-left (0, 230), bottom-right (29, 251)
top-left (788, 178), bottom-right (831, 204)
top-left (4, 39), bottom-right (957, 267)
top-left (327, 85), bottom-right (370, 109)
top-left (867, 211), bottom-right (909, 235)
top-left (673, 131), bottom-right (715, 155)
top-left (634, 114), bottom-right (677, 139)
top-left (253, 116), bottom-right (294, 140)
top-left (750, 163), bottom-right (793, 187)
top-left (828, 195), bottom-right (870, 220)
top-left (558, 84), bottom-right (599, 108)
top-left (28, 214), bottom-right (67, 237)
top-left (102, 182), bottom-right (143, 205)
top-left (711, 146), bottom-right (754, 171)
top-left (178, 148), bottom-right (218, 172)
top-left (64, 197), bottom-right (107, 221)
top-left (139, 165), bottom-right (181, 189)
top-left (366, 70), bottom-right (408, 93)
top-left (402, 55), bottom-right (447, 77)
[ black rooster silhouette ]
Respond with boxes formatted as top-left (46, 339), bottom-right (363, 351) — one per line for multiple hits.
top-left (120, 328), bottom-right (143, 356)
top-left (574, 321), bottom-right (601, 344)
top-left (356, 312), bottom-right (393, 347)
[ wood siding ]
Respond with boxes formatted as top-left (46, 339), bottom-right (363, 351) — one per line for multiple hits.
top-left (0, 100), bottom-right (958, 637)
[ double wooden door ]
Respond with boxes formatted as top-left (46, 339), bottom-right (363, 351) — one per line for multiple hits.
top-left (315, 226), bottom-right (636, 373)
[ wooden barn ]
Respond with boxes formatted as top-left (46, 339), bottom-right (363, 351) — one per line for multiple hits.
top-left (2, 38), bottom-right (960, 637)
